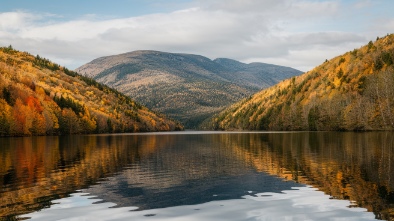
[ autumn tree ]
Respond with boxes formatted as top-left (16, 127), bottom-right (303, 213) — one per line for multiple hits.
top-left (79, 107), bottom-right (97, 133)
top-left (12, 98), bottom-right (32, 135)
top-left (58, 108), bottom-right (81, 134)
top-left (0, 99), bottom-right (12, 135)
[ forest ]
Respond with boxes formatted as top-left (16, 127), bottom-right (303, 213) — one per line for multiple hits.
top-left (0, 46), bottom-right (183, 136)
top-left (207, 34), bottom-right (394, 131)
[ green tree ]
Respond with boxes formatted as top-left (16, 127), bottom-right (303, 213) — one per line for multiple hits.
top-left (2, 87), bottom-right (13, 105)
top-left (107, 118), bottom-right (113, 133)
top-left (59, 108), bottom-right (80, 134)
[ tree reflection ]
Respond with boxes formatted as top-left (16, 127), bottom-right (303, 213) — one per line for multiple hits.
top-left (218, 132), bottom-right (394, 220)
top-left (0, 135), bottom-right (147, 219)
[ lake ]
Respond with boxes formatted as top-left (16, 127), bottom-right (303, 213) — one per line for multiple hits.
top-left (0, 131), bottom-right (393, 220)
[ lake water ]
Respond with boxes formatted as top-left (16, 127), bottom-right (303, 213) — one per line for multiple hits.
top-left (0, 131), bottom-right (393, 220)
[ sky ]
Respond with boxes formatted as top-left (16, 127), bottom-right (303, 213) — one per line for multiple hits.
top-left (1, 0), bottom-right (393, 72)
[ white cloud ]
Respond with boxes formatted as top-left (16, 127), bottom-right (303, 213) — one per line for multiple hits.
top-left (0, 11), bottom-right (39, 32)
top-left (0, 0), bottom-right (391, 71)
top-left (353, 0), bottom-right (372, 9)
top-left (199, 0), bottom-right (339, 19)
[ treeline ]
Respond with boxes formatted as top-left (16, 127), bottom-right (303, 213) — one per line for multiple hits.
top-left (208, 34), bottom-right (394, 131)
top-left (0, 47), bottom-right (183, 136)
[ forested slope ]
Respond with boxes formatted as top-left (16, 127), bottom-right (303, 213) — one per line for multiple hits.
top-left (76, 50), bottom-right (301, 128)
top-left (208, 34), bottom-right (394, 131)
top-left (0, 47), bottom-right (182, 136)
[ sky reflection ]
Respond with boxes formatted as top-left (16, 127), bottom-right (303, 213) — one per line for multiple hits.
top-left (23, 186), bottom-right (376, 221)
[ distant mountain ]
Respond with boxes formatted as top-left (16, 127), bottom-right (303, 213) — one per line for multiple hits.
top-left (213, 58), bottom-right (300, 88)
top-left (0, 47), bottom-right (182, 136)
top-left (76, 51), bottom-right (301, 128)
top-left (207, 34), bottom-right (394, 131)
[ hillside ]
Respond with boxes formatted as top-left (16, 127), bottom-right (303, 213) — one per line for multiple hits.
top-left (208, 34), bottom-right (394, 131)
top-left (0, 47), bottom-right (183, 136)
top-left (76, 51), bottom-right (301, 128)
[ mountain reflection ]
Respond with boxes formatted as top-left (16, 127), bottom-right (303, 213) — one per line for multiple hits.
top-left (80, 133), bottom-right (300, 210)
top-left (0, 132), bottom-right (393, 220)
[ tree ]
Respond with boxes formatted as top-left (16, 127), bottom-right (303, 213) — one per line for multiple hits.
top-left (12, 98), bottom-right (32, 135)
top-left (308, 106), bottom-right (319, 131)
top-left (0, 99), bottom-right (12, 135)
top-left (80, 108), bottom-right (97, 133)
top-left (368, 41), bottom-right (374, 50)
top-left (2, 87), bottom-right (13, 105)
top-left (107, 118), bottom-right (113, 133)
top-left (30, 113), bottom-right (46, 135)
top-left (59, 108), bottom-right (80, 134)
top-left (26, 96), bottom-right (43, 113)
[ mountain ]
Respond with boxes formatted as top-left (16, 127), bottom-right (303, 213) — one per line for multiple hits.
top-left (0, 46), bottom-right (183, 136)
top-left (213, 58), bottom-right (300, 88)
top-left (76, 51), bottom-right (301, 128)
top-left (207, 34), bottom-right (394, 131)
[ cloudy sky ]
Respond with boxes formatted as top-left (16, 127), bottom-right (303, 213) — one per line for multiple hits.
top-left (1, 0), bottom-right (393, 71)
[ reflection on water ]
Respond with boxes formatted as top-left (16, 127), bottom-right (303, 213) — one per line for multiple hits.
top-left (223, 132), bottom-right (394, 220)
top-left (24, 187), bottom-right (376, 221)
top-left (79, 133), bottom-right (302, 211)
top-left (0, 132), bottom-right (393, 220)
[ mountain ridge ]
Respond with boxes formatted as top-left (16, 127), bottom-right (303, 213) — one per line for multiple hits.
top-left (76, 50), bottom-right (302, 128)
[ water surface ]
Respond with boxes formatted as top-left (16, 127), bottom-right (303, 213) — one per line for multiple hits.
top-left (0, 132), bottom-right (393, 220)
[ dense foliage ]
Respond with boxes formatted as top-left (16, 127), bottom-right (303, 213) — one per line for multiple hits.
top-left (208, 34), bottom-right (394, 131)
top-left (0, 47), bottom-right (183, 136)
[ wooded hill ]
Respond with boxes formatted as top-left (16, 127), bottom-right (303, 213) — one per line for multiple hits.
top-left (76, 51), bottom-right (301, 128)
top-left (0, 47), bottom-right (183, 136)
top-left (208, 34), bottom-right (394, 131)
